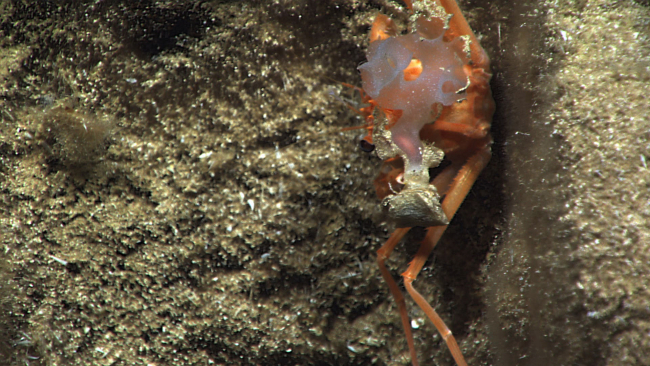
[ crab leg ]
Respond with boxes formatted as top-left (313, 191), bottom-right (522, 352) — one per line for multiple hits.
top-left (376, 228), bottom-right (416, 364)
top-left (376, 162), bottom-right (463, 366)
top-left (401, 147), bottom-right (491, 366)
top-left (437, 0), bottom-right (490, 69)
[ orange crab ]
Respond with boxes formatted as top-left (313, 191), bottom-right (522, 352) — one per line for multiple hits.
top-left (354, 0), bottom-right (494, 365)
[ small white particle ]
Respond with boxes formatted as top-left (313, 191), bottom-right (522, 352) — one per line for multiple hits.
top-left (346, 343), bottom-right (358, 353)
top-left (49, 255), bottom-right (68, 266)
top-left (411, 319), bottom-right (419, 329)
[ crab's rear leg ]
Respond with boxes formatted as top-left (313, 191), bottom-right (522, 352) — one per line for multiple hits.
top-left (405, 0), bottom-right (490, 69)
top-left (438, 0), bottom-right (490, 69)
top-left (376, 228), bottom-right (415, 364)
top-left (401, 147), bottom-right (491, 366)
top-left (376, 163), bottom-right (462, 366)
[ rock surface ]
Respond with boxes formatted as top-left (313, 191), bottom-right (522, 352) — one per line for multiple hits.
top-left (0, 0), bottom-right (648, 365)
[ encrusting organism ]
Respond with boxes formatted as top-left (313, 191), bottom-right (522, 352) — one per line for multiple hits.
top-left (354, 0), bottom-right (494, 365)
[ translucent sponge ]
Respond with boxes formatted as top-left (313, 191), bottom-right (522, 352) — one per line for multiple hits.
top-left (358, 30), bottom-right (468, 126)
top-left (358, 21), bottom-right (469, 167)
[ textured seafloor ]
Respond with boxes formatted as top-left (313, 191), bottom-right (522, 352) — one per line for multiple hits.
top-left (0, 0), bottom-right (649, 365)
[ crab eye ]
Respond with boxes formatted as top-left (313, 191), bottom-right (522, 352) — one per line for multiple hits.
top-left (359, 139), bottom-right (375, 152)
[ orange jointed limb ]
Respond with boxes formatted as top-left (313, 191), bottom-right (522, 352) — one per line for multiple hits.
top-left (437, 0), bottom-right (490, 69)
top-left (403, 147), bottom-right (490, 279)
top-left (370, 14), bottom-right (397, 42)
top-left (403, 0), bottom-right (490, 69)
top-left (377, 227), bottom-right (410, 267)
top-left (400, 147), bottom-right (490, 366)
top-left (402, 221), bottom-right (469, 366)
top-left (432, 120), bottom-right (489, 139)
top-left (376, 227), bottom-right (419, 366)
top-left (404, 277), bottom-right (468, 366)
top-left (374, 159), bottom-right (464, 366)
top-left (431, 161), bottom-right (462, 197)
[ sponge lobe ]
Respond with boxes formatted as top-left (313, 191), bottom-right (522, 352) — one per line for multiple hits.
top-left (358, 28), bottom-right (468, 166)
top-left (359, 33), bottom-right (467, 118)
